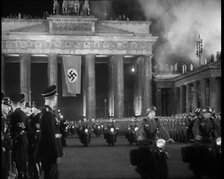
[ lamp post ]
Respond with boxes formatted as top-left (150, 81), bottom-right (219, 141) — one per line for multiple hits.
top-left (104, 98), bottom-right (107, 119)
top-left (196, 34), bottom-right (203, 66)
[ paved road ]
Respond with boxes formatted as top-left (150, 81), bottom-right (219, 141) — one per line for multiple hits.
top-left (59, 135), bottom-right (194, 179)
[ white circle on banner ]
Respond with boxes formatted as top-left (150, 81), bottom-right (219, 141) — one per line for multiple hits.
top-left (67, 68), bottom-right (78, 83)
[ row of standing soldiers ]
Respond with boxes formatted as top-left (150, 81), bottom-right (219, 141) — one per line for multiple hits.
top-left (127, 107), bottom-right (221, 143)
top-left (1, 85), bottom-right (64, 179)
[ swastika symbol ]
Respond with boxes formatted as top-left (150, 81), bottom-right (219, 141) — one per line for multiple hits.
top-left (67, 68), bottom-right (78, 83)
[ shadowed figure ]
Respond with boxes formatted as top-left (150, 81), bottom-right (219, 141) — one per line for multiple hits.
top-left (80, 0), bottom-right (90, 16)
top-left (62, 0), bottom-right (80, 15)
top-left (53, 0), bottom-right (60, 15)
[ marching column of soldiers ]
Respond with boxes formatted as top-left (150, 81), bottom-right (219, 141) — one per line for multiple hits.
top-left (1, 84), bottom-right (221, 179)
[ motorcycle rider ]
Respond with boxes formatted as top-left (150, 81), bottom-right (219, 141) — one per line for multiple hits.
top-left (192, 106), bottom-right (221, 142)
top-left (132, 106), bottom-right (174, 179)
top-left (105, 118), bottom-right (118, 140)
top-left (136, 106), bottom-right (174, 143)
top-left (79, 118), bottom-right (91, 145)
top-left (185, 106), bottom-right (221, 178)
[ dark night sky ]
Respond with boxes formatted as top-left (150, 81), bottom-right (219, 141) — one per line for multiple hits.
top-left (1, 0), bottom-right (145, 20)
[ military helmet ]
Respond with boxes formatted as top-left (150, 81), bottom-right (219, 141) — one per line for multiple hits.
top-left (201, 106), bottom-right (213, 114)
top-left (146, 106), bottom-right (157, 114)
top-left (2, 97), bottom-right (12, 107)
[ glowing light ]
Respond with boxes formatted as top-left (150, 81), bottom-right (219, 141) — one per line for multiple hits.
top-left (131, 66), bottom-right (135, 72)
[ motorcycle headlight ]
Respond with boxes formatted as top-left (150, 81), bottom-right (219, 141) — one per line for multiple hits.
top-left (84, 129), bottom-right (88, 133)
top-left (216, 137), bottom-right (221, 146)
top-left (110, 128), bottom-right (114, 132)
top-left (156, 139), bottom-right (166, 148)
top-left (134, 127), bottom-right (138, 131)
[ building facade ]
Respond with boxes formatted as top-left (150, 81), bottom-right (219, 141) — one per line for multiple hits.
top-left (154, 60), bottom-right (221, 116)
top-left (1, 15), bottom-right (158, 119)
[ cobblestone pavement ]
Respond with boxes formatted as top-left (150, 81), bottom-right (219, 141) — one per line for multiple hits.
top-left (59, 136), bottom-right (194, 179)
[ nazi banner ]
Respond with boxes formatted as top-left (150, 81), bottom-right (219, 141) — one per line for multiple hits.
top-left (62, 55), bottom-right (81, 97)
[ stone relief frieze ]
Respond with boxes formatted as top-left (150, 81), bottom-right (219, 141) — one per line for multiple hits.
top-left (2, 39), bottom-right (152, 55)
top-left (52, 22), bottom-right (92, 32)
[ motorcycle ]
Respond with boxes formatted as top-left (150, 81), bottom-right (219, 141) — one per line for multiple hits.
top-left (126, 126), bottom-right (138, 145)
top-left (69, 124), bottom-right (76, 135)
top-left (130, 138), bottom-right (169, 179)
top-left (104, 127), bottom-right (117, 146)
top-left (79, 128), bottom-right (91, 147)
top-left (92, 124), bottom-right (102, 137)
top-left (181, 137), bottom-right (221, 179)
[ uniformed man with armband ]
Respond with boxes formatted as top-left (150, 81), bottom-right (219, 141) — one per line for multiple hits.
top-left (9, 93), bottom-right (29, 179)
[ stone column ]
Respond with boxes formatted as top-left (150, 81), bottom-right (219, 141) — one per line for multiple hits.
top-left (48, 54), bottom-right (58, 86)
top-left (113, 55), bottom-right (124, 119)
top-left (156, 88), bottom-right (162, 116)
top-left (209, 77), bottom-right (221, 112)
top-left (1, 54), bottom-right (5, 92)
top-left (133, 57), bottom-right (143, 116)
top-left (85, 55), bottom-right (96, 119)
top-left (191, 81), bottom-right (198, 111)
top-left (173, 87), bottom-right (178, 114)
top-left (20, 53), bottom-right (31, 103)
top-left (186, 84), bottom-right (191, 113)
top-left (200, 79), bottom-right (206, 107)
top-left (83, 58), bottom-right (86, 117)
top-left (108, 57), bottom-right (115, 117)
top-left (141, 55), bottom-right (152, 116)
top-left (179, 86), bottom-right (184, 113)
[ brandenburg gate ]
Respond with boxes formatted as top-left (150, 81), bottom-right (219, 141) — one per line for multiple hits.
top-left (1, 15), bottom-right (158, 119)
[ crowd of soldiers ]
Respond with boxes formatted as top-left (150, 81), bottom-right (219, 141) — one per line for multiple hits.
top-left (1, 85), bottom-right (64, 179)
top-left (1, 84), bottom-right (221, 179)
top-left (59, 108), bottom-right (221, 144)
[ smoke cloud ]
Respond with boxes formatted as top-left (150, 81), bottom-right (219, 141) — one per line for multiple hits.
top-left (138, 0), bottom-right (221, 69)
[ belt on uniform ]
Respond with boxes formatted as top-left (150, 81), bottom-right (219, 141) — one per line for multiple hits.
top-left (55, 134), bottom-right (62, 138)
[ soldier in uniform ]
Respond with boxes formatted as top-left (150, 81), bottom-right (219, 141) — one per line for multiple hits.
top-left (59, 115), bottom-right (67, 147)
top-left (9, 93), bottom-right (29, 179)
top-left (35, 85), bottom-right (63, 179)
top-left (27, 105), bottom-right (42, 178)
top-left (1, 95), bottom-right (13, 179)
top-left (192, 106), bottom-right (221, 142)
top-left (136, 106), bottom-right (174, 143)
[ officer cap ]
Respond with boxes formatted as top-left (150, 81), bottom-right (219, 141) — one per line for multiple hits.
top-left (201, 106), bottom-right (213, 114)
top-left (11, 93), bottom-right (25, 103)
top-left (41, 85), bottom-right (57, 98)
top-left (1, 91), bottom-right (5, 100)
top-left (2, 97), bottom-right (12, 107)
top-left (146, 106), bottom-right (157, 114)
